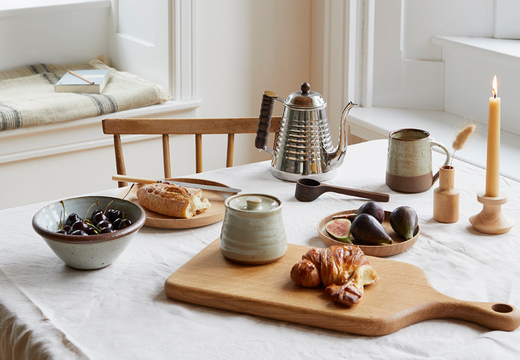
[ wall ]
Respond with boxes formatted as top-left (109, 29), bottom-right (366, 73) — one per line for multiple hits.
top-left (194, 0), bottom-right (311, 167)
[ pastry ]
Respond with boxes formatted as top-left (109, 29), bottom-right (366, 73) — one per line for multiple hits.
top-left (136, 183), bottom-right (210, 219)
top-left (290, 245), bottom-right (377, 307)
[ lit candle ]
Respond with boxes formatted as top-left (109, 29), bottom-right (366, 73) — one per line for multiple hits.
top-left (485, 75), bottom-right (501, 197)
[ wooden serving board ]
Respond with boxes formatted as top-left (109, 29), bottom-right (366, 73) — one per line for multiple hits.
top-left (118, 178), bottom-right (228, 229)
top-left (164, 240), bottom-right (520, 336)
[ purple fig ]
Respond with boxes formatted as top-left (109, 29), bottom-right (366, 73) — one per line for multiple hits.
top-left (390, 206), bottom-right (418, 240)
top-left (355, 201), bottom-right (384, 223)
top-left (332, 213), bottom-right (358, 222)
top-left (325, 219), bottom-right (352, 243)
top-left (351, 213), bottom-right (393, 244)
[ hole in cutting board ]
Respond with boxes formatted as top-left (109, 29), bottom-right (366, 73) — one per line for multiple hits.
top-left (492, 304), bottom-right (513, 313)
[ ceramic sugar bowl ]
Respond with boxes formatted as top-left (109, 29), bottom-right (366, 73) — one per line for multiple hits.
top-left (220, 193), bottom-right (287, 265)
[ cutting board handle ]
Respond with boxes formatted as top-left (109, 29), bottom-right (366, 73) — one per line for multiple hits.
top-left (434, 299), bottom-right (520, 331)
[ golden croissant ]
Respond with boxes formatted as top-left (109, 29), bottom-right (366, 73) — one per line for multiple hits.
top-left (290, 245), bottom-right (377, 307)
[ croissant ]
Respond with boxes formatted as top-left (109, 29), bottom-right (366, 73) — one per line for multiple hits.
top-left (325, 264), bottom-right (378, 307)
top-left (290, 245), bottom-right (377, 307)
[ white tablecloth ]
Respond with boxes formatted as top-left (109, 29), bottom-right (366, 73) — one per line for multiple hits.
top-left (1, 139), bottom-right (519, 360)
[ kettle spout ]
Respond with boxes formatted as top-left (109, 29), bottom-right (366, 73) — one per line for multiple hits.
top-left (326, 101), bottom-right (357, 170)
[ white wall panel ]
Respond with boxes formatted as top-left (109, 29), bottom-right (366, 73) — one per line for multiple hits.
top-left (0, 6), bottom-right (109, 71)
top-left (371, 0), bottom-right (444, 110)
top-left (401, 0), bottom-right (493, 61)
top-left (443, 46), bottom-right (520, 135)
top-left (108, 0), bottom-right (170, 92)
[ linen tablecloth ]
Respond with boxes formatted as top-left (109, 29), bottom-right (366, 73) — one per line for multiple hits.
top-left (1, 139), bottom-right (519, 359)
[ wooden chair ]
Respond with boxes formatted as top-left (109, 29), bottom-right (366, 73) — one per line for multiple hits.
top-left (102, 117), bottom-right (282, 187)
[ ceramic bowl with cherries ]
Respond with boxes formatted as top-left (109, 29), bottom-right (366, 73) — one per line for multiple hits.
top-left (32, 196), bottom-right (146, 270)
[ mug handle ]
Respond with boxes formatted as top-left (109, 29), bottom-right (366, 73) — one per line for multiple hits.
top-left (430, 140), bottom-right (452, 185)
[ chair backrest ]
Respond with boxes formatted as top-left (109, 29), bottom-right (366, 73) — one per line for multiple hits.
top-left (102, 117), bottom-right (282, 187)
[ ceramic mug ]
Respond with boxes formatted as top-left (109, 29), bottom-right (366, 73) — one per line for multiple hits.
top-left (386, 128), bottom-right (451, 193)
top-left (220, 193), bottom-right (287, 265)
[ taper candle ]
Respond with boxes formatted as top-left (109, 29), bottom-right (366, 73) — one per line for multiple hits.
top-left (486, 76), bottom-right (501, 197)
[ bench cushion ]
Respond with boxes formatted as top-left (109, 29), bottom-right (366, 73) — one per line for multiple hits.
top-left (0, 57), bottom-right (170, 131)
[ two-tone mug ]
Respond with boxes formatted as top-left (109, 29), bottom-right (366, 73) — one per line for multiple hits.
top-left (386, 128), bottom-right (451, 193)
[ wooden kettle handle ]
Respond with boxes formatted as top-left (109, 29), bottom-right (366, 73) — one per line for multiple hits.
top-left (255, 92), bottom-right (276, 150)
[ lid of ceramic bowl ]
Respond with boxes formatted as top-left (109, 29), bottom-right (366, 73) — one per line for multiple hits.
top-left (227, 194), bottom-right (281, 212)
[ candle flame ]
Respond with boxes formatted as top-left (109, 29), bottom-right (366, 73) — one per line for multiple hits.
top-left (492, 75), bottom-right (497, 98)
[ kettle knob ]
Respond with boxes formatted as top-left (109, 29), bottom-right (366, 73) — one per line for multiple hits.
top-left (301, 82), bottom-right (310, 95)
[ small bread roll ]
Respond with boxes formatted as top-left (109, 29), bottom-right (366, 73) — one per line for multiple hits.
top-left (137, 183), bottom-right (210, 219)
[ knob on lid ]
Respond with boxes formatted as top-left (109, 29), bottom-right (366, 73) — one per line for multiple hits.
top-left (284, 82), bottom-right (327, 109)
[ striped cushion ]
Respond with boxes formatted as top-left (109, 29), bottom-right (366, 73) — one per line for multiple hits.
top-left (0, 57), bottom-right (170, 131)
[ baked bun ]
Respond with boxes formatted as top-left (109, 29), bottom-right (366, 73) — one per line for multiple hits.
top-left (137, 183), bottom-right (210, 219)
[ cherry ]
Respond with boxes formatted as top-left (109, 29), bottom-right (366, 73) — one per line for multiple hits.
top-left (62, 224), bottom-right (72, 232)
top-left (93, 212), bottom-right (108, 224)
top-left (106, 208), bottom-right (122, 222)
top-left (65, 213), bottom-right (81, 226)
top-left (71, 221), bottom-right (90, 233)
top-left (70, 230), bottom-right (88, 236)
top-left (112, 218), bottom-right (123, 230)
top-left (96, 220), bottom-right (113, 231)
top-left (87, 227), bottom-right (98, 235)
top-left (119, 219), bottom-right (132, 229)
top-left (100, 227), bottom-right (114, 234)
top-left (57, 229), bottom-right (67, 234)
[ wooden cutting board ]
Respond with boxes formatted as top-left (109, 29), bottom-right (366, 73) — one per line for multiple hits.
top-left (164, 240), bottom-right (520, 336)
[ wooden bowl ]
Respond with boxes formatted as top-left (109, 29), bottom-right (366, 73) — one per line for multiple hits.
top-left (317, 210), bottom-right (420, 257)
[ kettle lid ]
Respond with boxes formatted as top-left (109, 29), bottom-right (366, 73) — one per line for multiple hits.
top-left (285, 83), bottom-right (326, 109)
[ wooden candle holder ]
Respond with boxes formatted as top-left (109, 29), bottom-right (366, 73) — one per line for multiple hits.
top-left (469, 191), bottom-right (514, 234)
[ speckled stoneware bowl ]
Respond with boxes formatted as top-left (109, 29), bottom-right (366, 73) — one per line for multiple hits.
top-left (32, 196), bottom-right (146, 270)
top-left (220, 193), bottom-right (287, 265)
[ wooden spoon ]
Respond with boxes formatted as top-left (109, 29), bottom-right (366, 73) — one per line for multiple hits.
top-left (295, 178), bottom-right (390, 202)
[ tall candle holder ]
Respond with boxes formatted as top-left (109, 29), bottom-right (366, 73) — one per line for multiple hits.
top-left (470, 75), bottom-right (514, 235)
top-left (469, 191), bottom-right (514, 234)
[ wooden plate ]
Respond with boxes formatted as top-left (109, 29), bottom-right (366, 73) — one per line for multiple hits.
top-left (118, 178), bottom-right (231, 229)
top-left (317, 210), bottom-right (420, 257)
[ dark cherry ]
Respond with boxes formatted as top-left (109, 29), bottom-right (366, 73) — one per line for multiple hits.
top-left (93, 212), bottom-right (108, 224)
top-left (106, 208), bottom-right (122, 222)
top-left (100, 227), bottom-right (114, 234)
top-left (87, 227), bottom-right (98, 235)
top-left (62, 224), bottom-right (72, 232)
top-left (96, 220), bottom-right (113, 230)
top-left (119, 219), bottom-right (132, 229)
top-left (57, 229), bottom-right (67, 234)
top-left (65, 213), bottom-right (81, 226)
top-left (71, 221), bottom-right (90, 233)
top-left (112, 218), bottom-right (123, 230)
top-left (70, 230), bottom-right (88, 236)
top-left (91, 209), bottom-right (104, 221)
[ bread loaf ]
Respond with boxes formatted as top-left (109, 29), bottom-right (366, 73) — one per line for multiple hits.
top-left (137, 183), bottom-right (210, 219)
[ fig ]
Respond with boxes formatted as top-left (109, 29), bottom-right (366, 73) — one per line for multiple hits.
top-left (389, 206), bottom-right (418, 240)
top-left (355, 201), bottom-right (384, 223)
top-left (351, 213), bottom-right (393, 244)
top-left (332, 213), bottom-right (357, 222)
top-left (325, 219), bottom-right (352, 243)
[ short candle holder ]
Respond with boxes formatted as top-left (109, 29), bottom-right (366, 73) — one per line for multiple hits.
top-left (469, 191), bottom-right (514, 234)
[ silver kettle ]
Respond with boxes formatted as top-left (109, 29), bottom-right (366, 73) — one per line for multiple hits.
top-left (255, 82), bottom-right (357, 182)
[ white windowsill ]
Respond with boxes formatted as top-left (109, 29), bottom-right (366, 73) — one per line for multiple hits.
top-left (348, 107), bottom-right (520, 182)
top-left (432, 36), bottom-right (520, 63)
top-left (0, 99), bottom-right (201, 164)
top-left (0, 0), bottom-right (110, 18)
